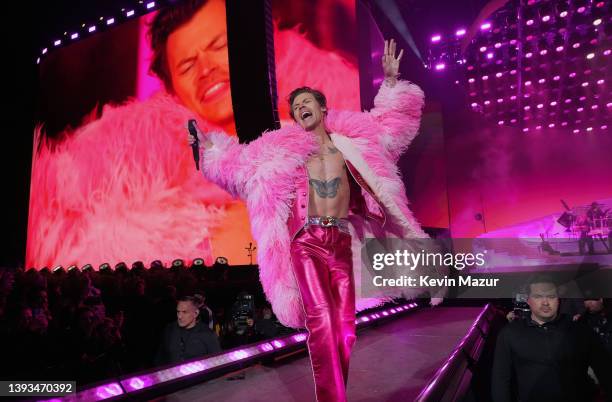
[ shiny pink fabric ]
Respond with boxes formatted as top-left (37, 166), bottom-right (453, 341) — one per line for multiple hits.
top-left (290, 225), bottom-right (356, 402)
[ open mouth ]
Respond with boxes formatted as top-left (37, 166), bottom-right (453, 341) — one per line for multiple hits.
top-left (301, 111), bottom-right (313, 120)
top-left (200, 81), bottom-right (230, 103)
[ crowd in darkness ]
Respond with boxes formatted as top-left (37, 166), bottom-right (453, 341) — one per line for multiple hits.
top-left (0, 262), bottom-right (287, 385)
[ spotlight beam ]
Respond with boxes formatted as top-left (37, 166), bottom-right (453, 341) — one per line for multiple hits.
top-left (375, 0), bottom-right (424, 64)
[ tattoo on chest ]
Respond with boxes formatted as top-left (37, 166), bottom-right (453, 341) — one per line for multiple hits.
top-left (309, 177), bottom-right (341, 198)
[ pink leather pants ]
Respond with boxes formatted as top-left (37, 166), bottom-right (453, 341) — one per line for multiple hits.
top-left (290, 224), bottom-right (356, 402)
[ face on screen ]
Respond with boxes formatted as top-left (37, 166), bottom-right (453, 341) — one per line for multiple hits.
top-left (167, 0), bottom-right (233, 129)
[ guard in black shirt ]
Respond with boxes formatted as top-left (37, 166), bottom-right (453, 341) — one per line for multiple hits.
top-left (156, 296), bottom-right (221, 365)
top-left (492, 275), bottom-right (612, 402)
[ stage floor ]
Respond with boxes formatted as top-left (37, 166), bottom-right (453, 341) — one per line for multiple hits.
top-left (153, 306), bottom-right (482, 402)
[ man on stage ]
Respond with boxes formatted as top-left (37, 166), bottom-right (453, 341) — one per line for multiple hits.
top-left (190, 39), bottom-right (439, 402)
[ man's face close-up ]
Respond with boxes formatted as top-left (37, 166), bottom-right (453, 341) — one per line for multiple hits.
top-left (177, 301), bottom-right (198, 328)
top-left (292, 92), bottom-right (326, 131)
top-left (167, 0), bottom-right (233, 129)
top-left (527, 282), bottom-right (559, 323)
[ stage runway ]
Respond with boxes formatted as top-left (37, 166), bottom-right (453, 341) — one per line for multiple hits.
top-left (155, 306), bottom-right (482, 402)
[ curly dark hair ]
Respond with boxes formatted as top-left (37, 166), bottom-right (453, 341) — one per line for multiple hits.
top-left (288, 87), bottom-right (327, 121)
top-left (148, 0), bottom-right (209, 92)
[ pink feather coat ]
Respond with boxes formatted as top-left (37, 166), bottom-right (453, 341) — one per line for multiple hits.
top-left (201, 80), bottom-right (437, 328)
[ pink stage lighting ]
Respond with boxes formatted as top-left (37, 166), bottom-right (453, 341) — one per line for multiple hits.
top-left (146, 1), bottom-right (156, 9)
top-left (435, 63), bottom-right (445, 71)
top-left (456, 28), bottom-right (466, 36)
top-left (487, 53), bottom-right (494, 59)
top-left (431, 34), bottom-right (441, 43)
top-left (481, 22), bottom-right (491, 30)
top-left (586, 53), bottom-right (595, 59)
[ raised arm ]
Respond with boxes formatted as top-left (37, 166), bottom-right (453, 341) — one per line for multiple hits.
top-left (369, 39), bottom-right (425, 161)
top-left (188, 121), bottom-right (249, 199)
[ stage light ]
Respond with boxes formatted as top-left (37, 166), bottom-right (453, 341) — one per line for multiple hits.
top-left (495, 72), bottom-right (503, 78)
top-left (526, 52), bottom-right (533, 58)
top-left (524, 105), bottom-right (531, 111)
top-left (67, 265), bottom-right (78, 272)
top-left (538, 78), bottom-right (546, 83)
top-left (591, 105), bottom-right (599, 109)
top-left (215, 256), bottom-right (229, 265)
top-left (586, 127), bottom-right (593, 131)
top-left (569, 72), bottom-right (577, 78)
top-left (82, 264), bottom-right (93, 272)
top-left (126, 10), bottom-right (135, 17)
top-left (471, 102), bottom-right (478, 108)
top-left (586, 53), bottom-right (595, 59)
top-left (510, 95), bottom-right (517, 100)
top-left (537, 103), bottom-right (544, 109)
top-left (573, 129), bottom-right (580, 133)
top-left (435, 63), bottom-right (445, 71)
top-left (172, 259), bottom-right (185, 268)
top-left (106, 18), bottom-right (115, 25)
top-left (192, 258), bottom-right (205, 266)
top-left (468, 78), bottom-right (475, 83)
top-left (525, 80), bottom-right (532, 86)
top-left (526, 19), bottom-right (534, 26)
top-left (497, 120), bottom-right (504, 125)
top-left (53, 266), bottom-right (64, 273)
top-left (556, 45), bottom-right (564, 52)
top-left (553, 75), bottom-right (561, 80)
top-left (577, 107), bottom-right (584, 112)
top-left (577, 6), bottom-right (586, 13)
top-left (484, 100), bottom-right (491, 105)
top-left (560, 11), bottom-right (568, 18)
top-left (562, 121), bottom-right (568, 126)
top-left (604, 50), bottom-right (611, 56)
top-left (497, 98), bottom-right (504, 103)
top-left (54, 40), bottom-right (61, 46)
top-left (581, 82), bottom-right (589, 87)
top-left (71, 33), bottom-right (78, 40)
top-left (601, 125), bottom-right (608, 130)
top-left (487, 52), bottom-right (494, 59)
top-left (479, 46), bottom-right (487, 52)
top-left (481, 22), bottom-right (491, 30)
top-left (431, 34), bottom-right (441, 43)
top-left (550, 101), bottom-right (557, 106)
top-left (548, 123), bottom-right (555, 128)
top-left (482, 75), bottom-right (489, 80)
top-left (456, 28), bottom-right (466, 37)
top-left (523, 127), bottom-right (530, 132)
top-left (88, 26), bottom-right (96, 33)
top-left (593, 19), bottom-right (602, 26)
top-left (146, 2), bottom-right (156, 9)
top-left (36, 58), bottom-right (40, 64)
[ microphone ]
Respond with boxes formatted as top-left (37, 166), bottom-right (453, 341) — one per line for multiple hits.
top-left (187, 119), bottom-right (200, 170)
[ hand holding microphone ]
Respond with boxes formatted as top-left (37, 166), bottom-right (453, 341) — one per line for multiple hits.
top-left (187, 119), bottom-right (212, 170)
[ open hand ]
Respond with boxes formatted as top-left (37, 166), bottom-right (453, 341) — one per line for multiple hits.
top-left (382, 39), bottom-right (403, 80)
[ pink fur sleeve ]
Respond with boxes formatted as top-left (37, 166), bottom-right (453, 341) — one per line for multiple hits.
top-left (369, 80), bottom-right (425, 161)
top-left (200, 132), bottom-right (249, 199)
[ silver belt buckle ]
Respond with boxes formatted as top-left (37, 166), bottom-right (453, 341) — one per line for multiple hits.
top-left (320, 216), bottom-right (335, 227)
